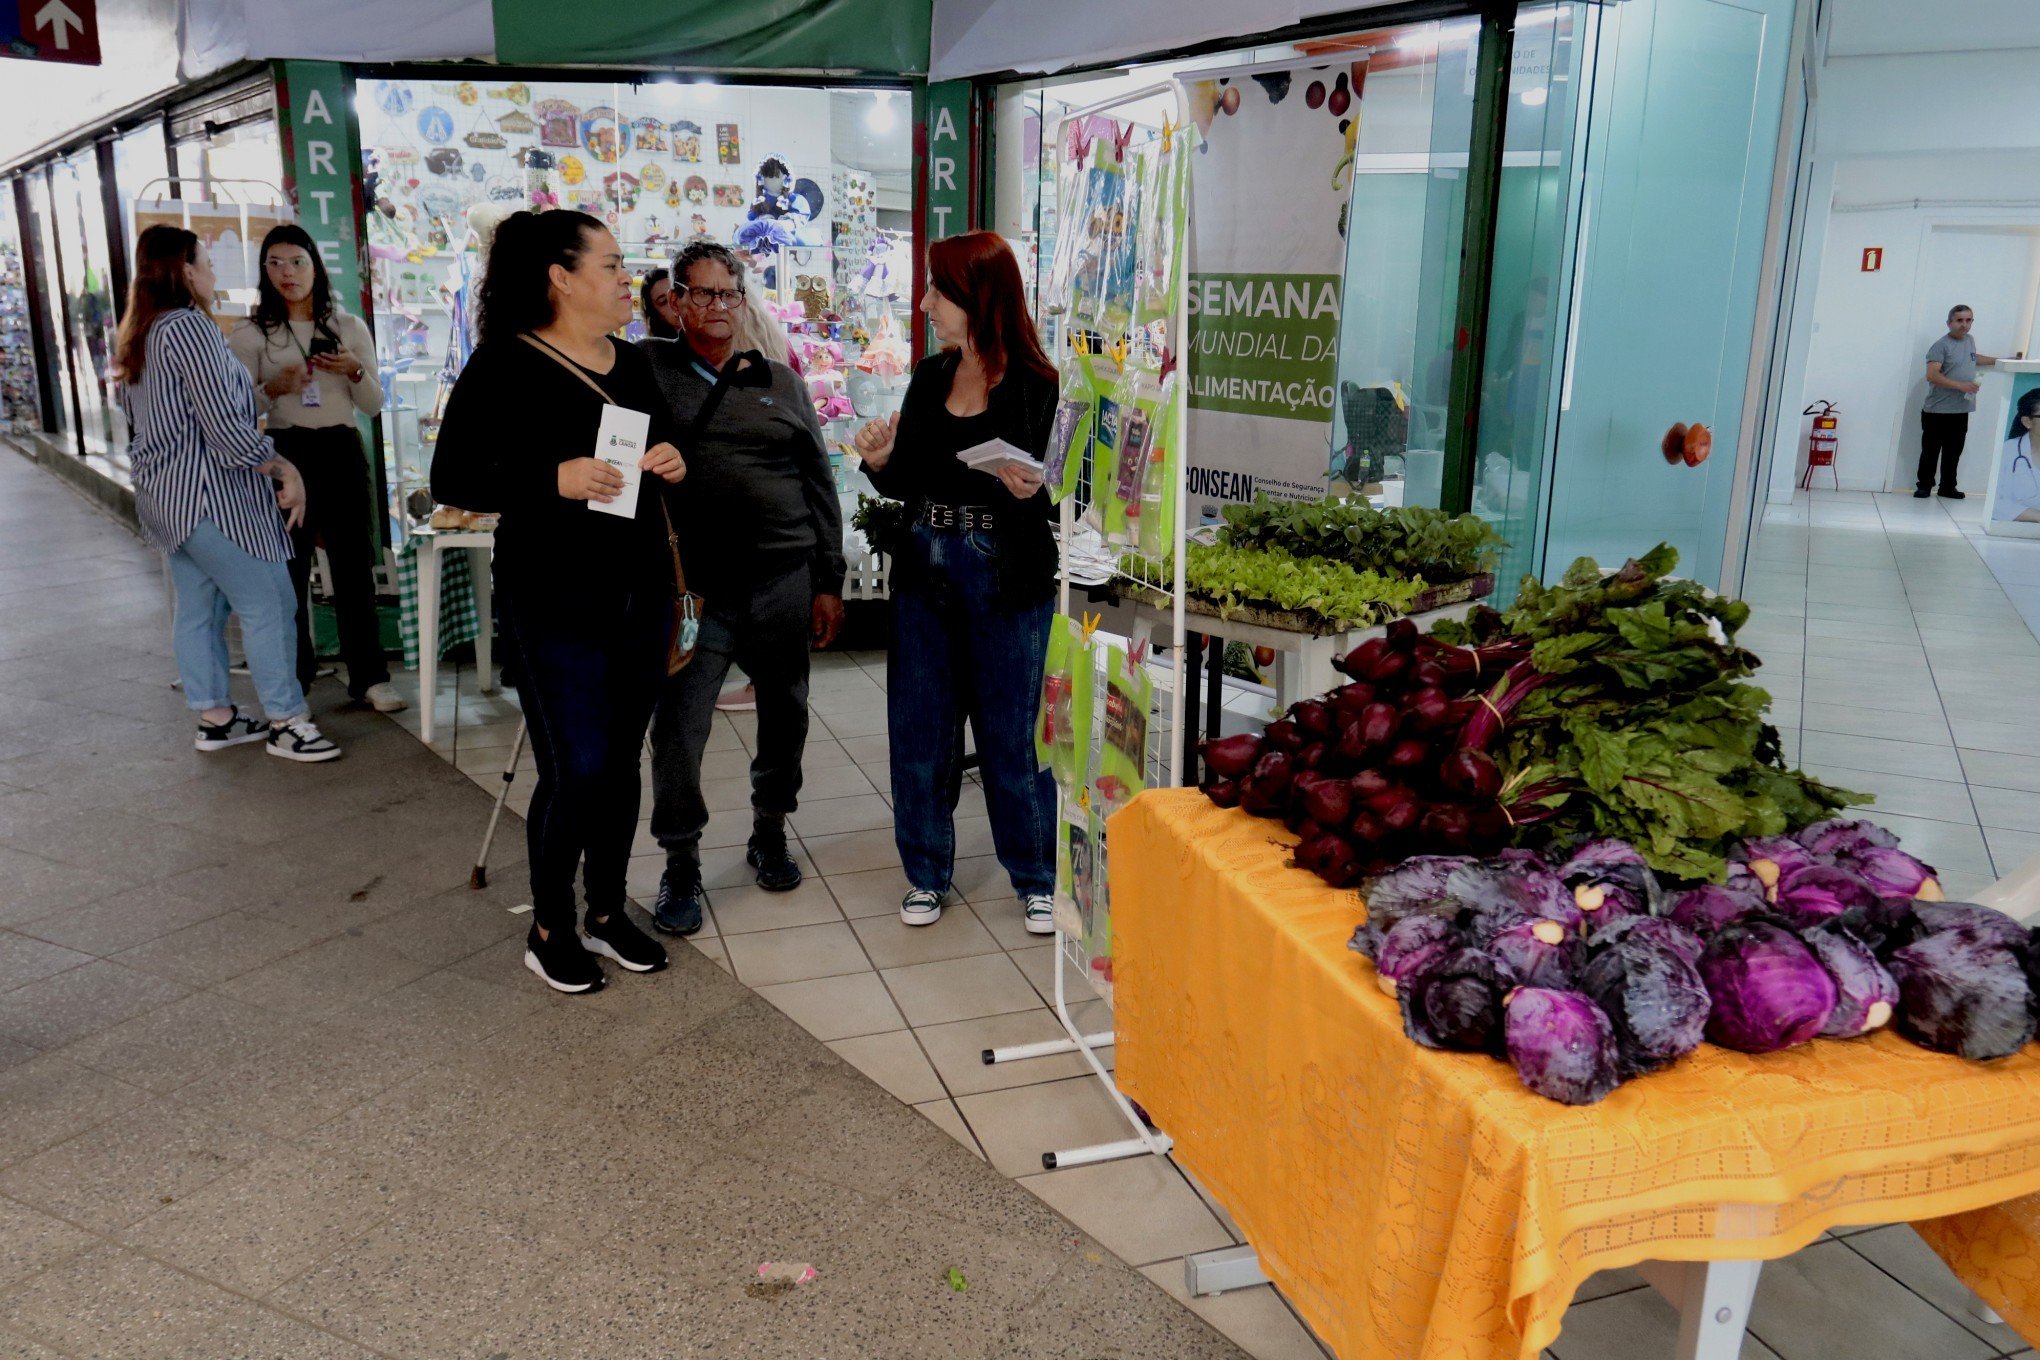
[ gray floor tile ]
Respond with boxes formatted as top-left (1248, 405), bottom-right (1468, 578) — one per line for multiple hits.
top-left (1551, 1284), bottom-right (1779, 1360)
top-left (1745, 1239), bottom-right (1996, 1360)
top-left (1840, 1226), bottom-right (2029, 1352)
top-left (0, 959), bottom-right (189, 1050)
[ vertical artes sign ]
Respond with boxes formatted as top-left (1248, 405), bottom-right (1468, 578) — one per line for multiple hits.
top-left (1, 0), bottom-right (101, 64)
top-left (275, 61), bottom-right (369, 323)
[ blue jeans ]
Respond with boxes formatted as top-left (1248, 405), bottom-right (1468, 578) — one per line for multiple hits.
top-left (168, 519), bottom-right (304, 719)
top-left (502, 584), bottom-right (669, 934)
top-left (888, 524), bottom-right (1055, 897)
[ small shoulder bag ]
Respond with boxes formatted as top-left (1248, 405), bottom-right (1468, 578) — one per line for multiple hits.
top-left (519, 333), bottom-right (738, 675)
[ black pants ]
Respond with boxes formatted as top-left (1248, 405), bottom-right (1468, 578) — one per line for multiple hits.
top-left (1918, 411), bottom-right (1969, 492)
top-left (502, 585), bottom-right (669, 934)
top-left (274, 426), bottom-right (391, 698)
top-left (650, 561), bottom-right (812, 878)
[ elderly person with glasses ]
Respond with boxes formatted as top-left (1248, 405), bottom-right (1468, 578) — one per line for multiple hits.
top-left (637, 242), bottom-right (845, 935)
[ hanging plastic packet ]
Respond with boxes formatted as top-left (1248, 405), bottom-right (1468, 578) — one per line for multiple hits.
top-left (1133, 374), bottom-right (1180, 562)
top-left (1056, 816), bottom-right (1093, 940)
top-left (1093, 125), bottom-right (1141, 341)
top-left (1044, 362), bottom-right (1094, 506)
top-left (1094, 641), bottom-right (1152, 818)
top-left (1042, 122), bottom-right (1096, 319)
top-left (1086, 803), bottom-right (1114, 1002)
top-left (1036, 614), bottom-right (1096, 798)
top-left (1097, 362), bottom-right (1145, 545)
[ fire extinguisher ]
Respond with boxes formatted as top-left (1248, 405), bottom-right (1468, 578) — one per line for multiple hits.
top-left (1800, 401), bottom-right (1839, 490)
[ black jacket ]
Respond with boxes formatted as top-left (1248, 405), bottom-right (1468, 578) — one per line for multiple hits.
top-left (865, 351), bottom-right (1059, 610)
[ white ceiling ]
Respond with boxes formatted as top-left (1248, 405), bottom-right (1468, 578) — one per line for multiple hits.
top-left (1826, 0), bottom-right (2040, 57)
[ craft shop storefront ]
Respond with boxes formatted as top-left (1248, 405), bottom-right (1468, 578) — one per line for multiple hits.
top-left (1, 0), bottom-right (936, 551)
top-left (351, 68), bottom-right (919, 543)
top-left (2, 71), bottom-right (289, 502)
top-left (946, 0), bottom-right (1808, 594)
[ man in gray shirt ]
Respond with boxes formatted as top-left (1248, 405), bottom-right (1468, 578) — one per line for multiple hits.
top-left (1917, 304), bottom-right (1999, 498)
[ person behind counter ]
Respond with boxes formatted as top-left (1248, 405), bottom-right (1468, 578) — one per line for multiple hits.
top-left (231, 224), bottom-right (400, 713)
top-left (638, 242), bottom-right (844, 937)
top-left (115, 225), bottom-right (337, 764)
top-left (431, 209), bottom-right (688, 995)
top-left (850, 231), bottom-right (1058, 934)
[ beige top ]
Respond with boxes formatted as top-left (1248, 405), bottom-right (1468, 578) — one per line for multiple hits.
top-left (228, 312), bottom-right (383, 430)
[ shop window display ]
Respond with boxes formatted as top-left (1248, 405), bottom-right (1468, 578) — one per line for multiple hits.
top-left (353, 76), bottom-right (914, 544)
top-left (0, 193), bottom-right (38, 435)
top-left (17, 176), bottom-right (70, 445)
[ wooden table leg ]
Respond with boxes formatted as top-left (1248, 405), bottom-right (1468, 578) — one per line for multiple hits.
top-left (418, 542), bottom-right (441, 746)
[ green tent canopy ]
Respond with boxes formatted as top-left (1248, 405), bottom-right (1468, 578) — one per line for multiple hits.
top-left (490, 0), bottom-right (931, 75)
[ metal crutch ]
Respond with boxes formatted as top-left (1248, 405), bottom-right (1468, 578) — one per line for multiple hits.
top-left (470, 718), bottom-right (528, 889)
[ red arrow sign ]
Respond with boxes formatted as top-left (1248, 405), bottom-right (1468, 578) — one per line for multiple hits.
top-left (9, 0), bottom-right (99, 65)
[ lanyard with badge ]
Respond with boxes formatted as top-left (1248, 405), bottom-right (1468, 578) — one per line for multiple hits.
top-left (281, 325), bottom-right (327, 408)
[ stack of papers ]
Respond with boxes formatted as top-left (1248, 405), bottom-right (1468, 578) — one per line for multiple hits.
top-left (955, 438), bottom-right (1044, 477)
top-left (1061, 521), bottom-right (1118, 586)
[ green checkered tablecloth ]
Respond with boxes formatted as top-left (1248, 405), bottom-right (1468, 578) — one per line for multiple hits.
top-left (395, 535), bottom-right (483, 671)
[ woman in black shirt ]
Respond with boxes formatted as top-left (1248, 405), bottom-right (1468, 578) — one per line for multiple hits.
top-left (854, 232), bottom-right (1059, 933)
top-left (432, 210), bottom-right (686, 994)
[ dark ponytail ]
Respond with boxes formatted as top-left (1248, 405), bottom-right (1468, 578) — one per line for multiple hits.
top-left (474, 209), bottom-right (603, 349)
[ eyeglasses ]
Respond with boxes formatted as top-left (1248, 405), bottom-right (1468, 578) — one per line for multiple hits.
top-left (679, 286), bottom-right (745, 311)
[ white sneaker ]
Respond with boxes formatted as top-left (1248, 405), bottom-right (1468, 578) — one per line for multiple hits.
top-left (714, 683), bottom-right (757, 712)
top-left (194, 707), bottom-right (269, 752)
top-left (362, 682), bottom-right (408, 713)
top-left (1022, 894), bottom-right (1056, 935)
top-left (267, 716), bottom-right (343, 763)
top-left (900, 889), bottom-right (944, 927)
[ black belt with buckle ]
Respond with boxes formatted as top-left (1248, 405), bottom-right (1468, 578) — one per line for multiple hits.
top-left (917, 503), bottom-right (998, 533)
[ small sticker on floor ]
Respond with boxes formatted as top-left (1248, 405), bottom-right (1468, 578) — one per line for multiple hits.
top-left (508, 904), bottom-right (533, 915)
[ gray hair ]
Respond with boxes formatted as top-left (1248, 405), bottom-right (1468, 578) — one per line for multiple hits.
top-left (673, 241), bottom-right (744, 289)
top-left (1949, 304), bottom-right (1974, 321)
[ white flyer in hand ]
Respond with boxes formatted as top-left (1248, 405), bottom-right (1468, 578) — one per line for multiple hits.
top-left (589, 404), bottom-right (651, 519)
top-left (956, 437), bottom-right (1044, 476)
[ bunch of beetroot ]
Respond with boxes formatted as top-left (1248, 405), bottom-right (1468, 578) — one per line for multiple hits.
top-left (1346, 818), bottom-right (2039, 1106)
top-left (1200, 618), bottom-right (1563, 886)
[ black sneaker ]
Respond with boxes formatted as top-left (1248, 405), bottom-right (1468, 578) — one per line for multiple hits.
top-left (1938, 489), bottom-right (1967, 500)
top-left (747, 836), bottom-right (802, 893)
top-left (652, 870), bottom-right (705, 936)
top-left (523, 924), bottom-right (606, 994)
top-left (582, 908), bottom-right (669, 973)
top-left (195, 707), bottom-right (269, 752)
top-left (266, 716), bottom-right (342, 763)
top-left (1913, 487), bottom-right (1932, 499)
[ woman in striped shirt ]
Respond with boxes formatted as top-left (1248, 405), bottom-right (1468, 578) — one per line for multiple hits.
top-left (115, 225), bottom-right (341, 763)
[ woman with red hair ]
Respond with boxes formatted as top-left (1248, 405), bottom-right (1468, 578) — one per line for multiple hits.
top-left (854, 231), bottom-right (1059, 933)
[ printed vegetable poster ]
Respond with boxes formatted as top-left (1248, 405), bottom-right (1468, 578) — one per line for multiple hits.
top-left (1184, 57), bottom-right (1365, 511)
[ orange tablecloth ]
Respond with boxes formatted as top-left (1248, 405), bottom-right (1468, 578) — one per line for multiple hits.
top-left (1109, 789), bottom-right (2040, 1360)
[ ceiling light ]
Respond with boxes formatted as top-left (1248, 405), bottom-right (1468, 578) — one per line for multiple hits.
top-left (867, 91), bottom-right (897, 132)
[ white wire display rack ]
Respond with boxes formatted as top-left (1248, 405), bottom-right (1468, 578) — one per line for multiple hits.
top-left (984, 78), bottom-right (1191, 1172)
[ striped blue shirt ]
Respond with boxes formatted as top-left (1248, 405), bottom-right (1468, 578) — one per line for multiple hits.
top-left (121, 308), bottom-right (292, 562)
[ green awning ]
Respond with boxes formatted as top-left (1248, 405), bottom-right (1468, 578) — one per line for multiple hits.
top-left (490, 0), bottom-right (931, 76)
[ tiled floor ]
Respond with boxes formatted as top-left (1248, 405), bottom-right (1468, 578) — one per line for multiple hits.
top-left (389, 485), bottom-right (2040, 1360)
top-left (0, 445), bottom-right (1252, 1360)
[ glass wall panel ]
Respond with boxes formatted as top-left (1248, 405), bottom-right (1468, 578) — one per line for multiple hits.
top-left (1473, 2), bottom-right (1593, 587)
top-left (18, 174), bottom-right (70, 444)
top-left (48, 149), bottom-right (125, 465)
top-left (113, 120), bottom-right (171, 250)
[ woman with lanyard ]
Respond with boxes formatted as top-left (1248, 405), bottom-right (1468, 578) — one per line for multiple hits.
top-left (116, 225), bottom-right (337, 763)
top-left (230, 225), bottom-right (398, 712)
top-left (432, 210), bottom-right (688, 995)
top-left (851, 232), bottom-right (1058, 933)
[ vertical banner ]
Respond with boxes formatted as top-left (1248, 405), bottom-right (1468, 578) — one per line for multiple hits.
top-left (274, 60), bottom-right (370, 322)
top-left (1184, 58), bottom-right (1366, 512)
top-left (919, 80), bottom-right (973, 355)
